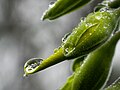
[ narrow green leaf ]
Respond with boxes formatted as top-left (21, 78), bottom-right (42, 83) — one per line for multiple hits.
top-left (41, 0), bottom-right (92, 20)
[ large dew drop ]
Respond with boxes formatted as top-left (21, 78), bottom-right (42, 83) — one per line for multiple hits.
top-left (24, 58), bottom-right (43, 77)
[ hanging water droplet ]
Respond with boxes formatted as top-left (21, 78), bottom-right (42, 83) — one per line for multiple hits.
top-left (24, 58), bottom-right (43, 73)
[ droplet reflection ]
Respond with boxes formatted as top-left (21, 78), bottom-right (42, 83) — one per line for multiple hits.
top-left (24, 58), bottom-right (43, 76)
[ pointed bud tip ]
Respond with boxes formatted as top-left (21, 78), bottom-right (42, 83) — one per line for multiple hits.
top-left (41, 10), bottom-right (49, 21)
top-left (40, 16), bottom-right (46, 21)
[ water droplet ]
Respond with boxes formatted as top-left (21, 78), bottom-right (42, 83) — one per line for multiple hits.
top-left (89, 33), bottom-right (92, 35)
top-left (65, 48), bottom-right (69, 53)
top-left (24, 58), bottom-right (43, 73)
top-left (100, 1), bottom-right (109, 7)
top-left (103, 26), bottom-right (107, 29)
top-left (62, 33), bottom-right (71, 42)
top-left (100, 7), bottom-right (109, 12)
top-left (95, 16), bottom-right (102, 20)
top-left (40, 1), bottom-right (56, 21)
top-left (86, 23), bottom-right (93, 27)
top-left (49, 1), bottom-right (55, 8)
top-left (49, 1), bottom-right (55, 5)
top-left (111, 33), bottom-right (114, 37)
top-left (80, 17), bottom-right (85, 23)
top-left (64, 47), bottom-right (75, 56)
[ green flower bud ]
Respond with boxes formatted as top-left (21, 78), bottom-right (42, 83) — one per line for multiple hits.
top-left (41, 0), bottom-right (91, 20)
top-left (61, 31), bottom-right (120, 90)
top-left (71, 31), bottom-right (120, 90)
top-left (63, 8), bottom-right (120, 59)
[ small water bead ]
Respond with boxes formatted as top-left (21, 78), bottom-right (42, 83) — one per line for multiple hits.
top-left (99, 7), bottom-right (110, 12)
top-left (62, 33), bottom-right (71, 42)
top-left (64, 46), bottom-right (75, 56)
top-left (89, 33), bottom-right (92, 35)
top-left (85, 23), bottom-right (93, 27)
top-left (95, 15), bottom-right (102, 20)
top-left (50, 1), bottom-right (55, 5)
top-left (41, 1), bottom-right (56, 20)
top-left (65, 48), bottom-right (69, 53)
top-left (103, 26), bottom-right (107, 29)
top-left (49, 1), bottom-right (56, 8)
top-left (80, 17), bottom-right (85, 23)
top-left (101, 1), bottom-right (109, 7)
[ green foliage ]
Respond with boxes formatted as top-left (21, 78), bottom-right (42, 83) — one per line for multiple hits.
top-left (24, 0), bottom-right (120, 89)
top-left (61, 31), bottom-right (120, 90)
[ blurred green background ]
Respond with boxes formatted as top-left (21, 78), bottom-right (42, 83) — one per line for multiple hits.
top-left (0, 0), bottom-right (120, 90)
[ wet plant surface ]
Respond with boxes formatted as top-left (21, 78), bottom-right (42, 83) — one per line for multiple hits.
top-left (23, 0), bottom-right (120, 90)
